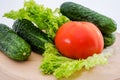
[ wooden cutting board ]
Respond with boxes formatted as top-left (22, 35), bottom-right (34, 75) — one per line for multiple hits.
top-left (0, 33), bottom-right (120, 80)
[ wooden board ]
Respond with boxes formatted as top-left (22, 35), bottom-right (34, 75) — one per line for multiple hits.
top-left (0, 33), bottom-right (120, 80)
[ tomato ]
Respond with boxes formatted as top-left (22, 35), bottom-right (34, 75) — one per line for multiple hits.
top-left (55, 21), bottom-right (104, 59)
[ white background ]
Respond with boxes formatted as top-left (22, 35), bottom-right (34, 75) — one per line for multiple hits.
top-left (0, 0), bottom-right (120, 33)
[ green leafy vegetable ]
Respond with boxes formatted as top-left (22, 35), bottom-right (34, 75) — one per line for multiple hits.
top-left (40, 43), bottom-right (111, 78)
top-left (4, 0), bottom-right (69, 39)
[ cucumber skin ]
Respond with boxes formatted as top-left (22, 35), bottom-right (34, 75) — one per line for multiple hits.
top-left (60, 2), bottom-right (117, 34)
top-left (0, 24), bottom-right (31, 61)
top-left (12, 19), bottom-right (52, 54)
top-left (103, 33), bottom-right (116, 48)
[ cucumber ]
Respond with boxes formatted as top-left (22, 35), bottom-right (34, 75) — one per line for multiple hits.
top-left (60, 2), bottom-right (117, 34)
top-left (103, 33), bottom-right (116, 48)
top-left (12, 19), bottom-right (52, 54)
top-left (0, 24), bottom-right (31, 61)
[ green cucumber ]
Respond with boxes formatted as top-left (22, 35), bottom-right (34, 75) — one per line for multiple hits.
top-left (60, 2), bottom-right (117, 34)
top-left (0, 24), bottom-right (31, 61)
top-left (103, 33), bottom-right (116, 48)
top-left (12, 19), bottom-right (52, 54)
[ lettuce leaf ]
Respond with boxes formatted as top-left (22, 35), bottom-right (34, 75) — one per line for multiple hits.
top-left (4, 0), bottom-right (69, 39)
top-left (40, 43), bottom-right (111, 78)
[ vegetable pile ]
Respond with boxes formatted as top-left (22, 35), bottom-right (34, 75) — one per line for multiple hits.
top-left (0, 0), bottom-right (117, 79)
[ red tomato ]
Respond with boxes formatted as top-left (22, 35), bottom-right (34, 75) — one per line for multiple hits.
top-left (55, 21), bottom-right (104, 59)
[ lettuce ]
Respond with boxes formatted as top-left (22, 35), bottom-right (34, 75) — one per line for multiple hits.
top-left (40, 43), bottom-right (111, 78)
top-left (4, 0), bottom-right (69, 39)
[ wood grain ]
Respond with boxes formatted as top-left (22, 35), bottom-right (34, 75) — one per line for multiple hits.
top-left (0, 33), bottom-right (120, 80)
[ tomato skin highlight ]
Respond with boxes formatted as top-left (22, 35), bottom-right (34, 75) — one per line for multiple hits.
top-left (55, 21), bottom-right (104, 59)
